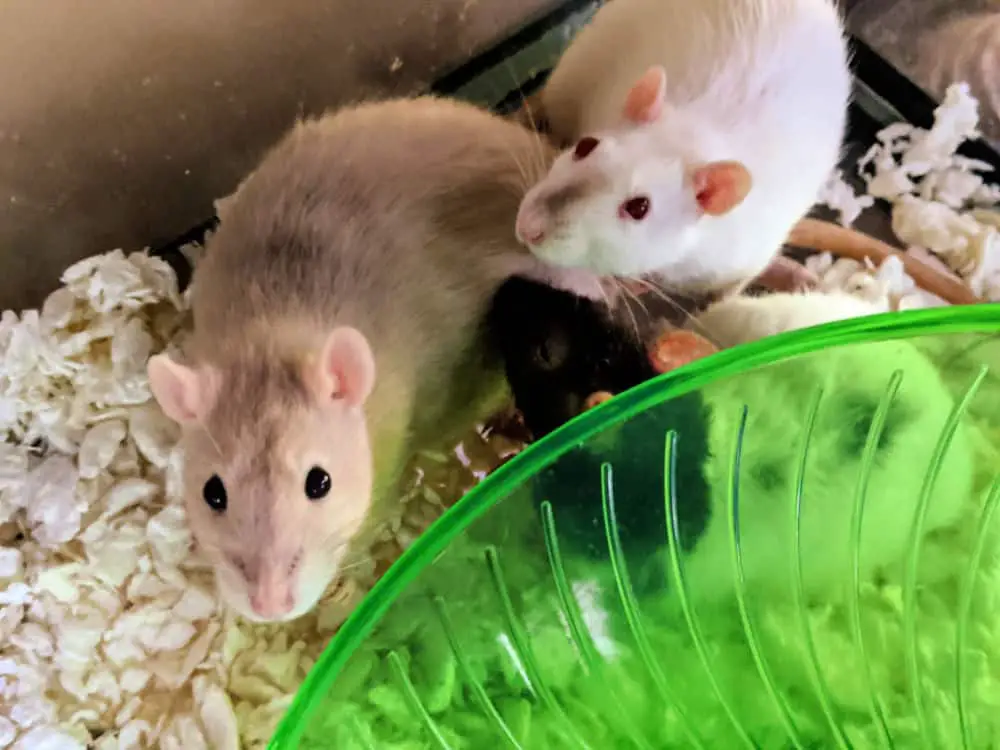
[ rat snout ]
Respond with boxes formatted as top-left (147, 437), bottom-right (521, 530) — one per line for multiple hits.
top-left (515, 199), bottom-right (550, 247)
top-left (248, 570), bottom-right (295, 620)
top-left (250, 586), bottom-right (294, 619)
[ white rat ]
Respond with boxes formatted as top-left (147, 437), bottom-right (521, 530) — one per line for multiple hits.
top-left (691, 288), bottom-right (887, 347)
top-left (145, 96), bottom-right (581, 623)
top-left (515, 0), bottom-right (851, 296)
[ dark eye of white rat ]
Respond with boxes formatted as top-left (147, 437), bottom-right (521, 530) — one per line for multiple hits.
top-left (619, 196), bottom-right (651, 221)
top-left (305, 466), bottom-right (332, 500)
top-left (202, 475), bottom-right (227, 512)
top-left (572, 136), bottom-right (600, 160)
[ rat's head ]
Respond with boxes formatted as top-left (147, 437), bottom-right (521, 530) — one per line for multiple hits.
top-left (147, 327), bottom-right (377, 623)
top-left (487, 277), bottom-right (654, 438)
top-left (516, 66), bottom-right (752, 282)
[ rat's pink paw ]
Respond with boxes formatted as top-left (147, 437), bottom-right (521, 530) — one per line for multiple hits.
top-left (754, 255), bottom-right (818, 292)
top-left (584, 391), bottom-right (616, 410)
top-left (649, 330), bottom-right (718, 373)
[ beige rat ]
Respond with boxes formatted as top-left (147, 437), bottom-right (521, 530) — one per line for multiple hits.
top-left (146, 96), bottom-right (586, 623)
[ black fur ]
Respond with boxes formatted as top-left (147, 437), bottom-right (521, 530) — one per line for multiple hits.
top-left (840, 391), bottom-right (913, 459)
top-left (487, 276), bottom-right (655, 438)
top-left (486, 277), bottom-right (713, 586)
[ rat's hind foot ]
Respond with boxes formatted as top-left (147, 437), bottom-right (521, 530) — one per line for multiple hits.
top-left (753, 254), bottom-right (819, 293)
top-left (649, 330), bottom-right (718, 373)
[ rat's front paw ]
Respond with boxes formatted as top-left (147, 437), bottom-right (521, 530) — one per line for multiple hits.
top-left (649, 330), bottom-right (718, 374)
top-left (754, 255), bottom-right (819, 293)
top-left (583, 391), bottom-right (616, 411)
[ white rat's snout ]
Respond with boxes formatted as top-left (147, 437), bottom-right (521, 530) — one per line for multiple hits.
top-left (515, 191), bottom-right (551, 247)
top-left (515, 186), bottom-right (585, 269)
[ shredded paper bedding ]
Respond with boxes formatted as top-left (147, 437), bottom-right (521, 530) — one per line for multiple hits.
top-left (0, 83), bottom-right (998, 748)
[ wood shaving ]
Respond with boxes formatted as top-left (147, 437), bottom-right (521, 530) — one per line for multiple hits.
top-left (817, 82), bottom-right (1000, 304)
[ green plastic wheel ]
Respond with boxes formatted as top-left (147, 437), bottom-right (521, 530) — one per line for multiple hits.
top-left (272, 304), bottom-right (1000, 749)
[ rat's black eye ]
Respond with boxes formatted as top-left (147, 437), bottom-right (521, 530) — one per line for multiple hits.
top-left (619, 196), bottom-right (651, 221)
top-left (305, 466), bottom-right (332, 500)
top-left (203, 475), bottom-right (227, 512)
top-left (534, 333), bottom-right (569, 371)
top-left (573, 136), bottom-right (600, 160)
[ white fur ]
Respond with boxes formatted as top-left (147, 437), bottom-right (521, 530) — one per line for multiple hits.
top-left (569, 293), bottom-right (973, 630)
top-left (685, 292), bottom-right (973, 603)
top-left (527, 0), bottom-right (851, 293)
top-left (693, 290), bottom-right (884, 347)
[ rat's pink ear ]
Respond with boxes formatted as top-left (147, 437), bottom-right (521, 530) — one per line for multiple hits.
top-left (622, 66), bottom-right (667, 124)
top-left (692, 160), bottom-right (753, 216)
top-left (147, 354), bottom-right (217, 425)
top-left (311, 327), bottom-right (376, 408)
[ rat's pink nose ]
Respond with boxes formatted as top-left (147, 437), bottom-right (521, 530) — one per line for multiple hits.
top-left (515, 210), bottom-right (548, 246)
top-left (250, 586), bottom-right (294, 619)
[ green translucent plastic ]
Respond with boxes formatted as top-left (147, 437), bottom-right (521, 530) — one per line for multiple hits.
top-left (272, 304), bottom-right (1000, 749)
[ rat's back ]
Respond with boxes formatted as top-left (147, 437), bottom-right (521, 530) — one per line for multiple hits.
top-left (191, 96), bottom-right (546, 364)
top-left (188, 96), bottom-right (557, 460)
top-left (154, 98), bottom-right (564, 623)
top-left (543, 0), bottom-right (848, 144)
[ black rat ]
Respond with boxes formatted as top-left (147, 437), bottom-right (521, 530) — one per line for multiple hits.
top-left (487, 278), bottom-right (974, 604)
top-left (486, 276), bottom-right (715, 590)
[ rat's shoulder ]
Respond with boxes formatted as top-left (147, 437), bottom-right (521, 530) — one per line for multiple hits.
top-left (693, 292), bottom-right (884, 348)
top-left (291, 95), bottom-right (525, 146)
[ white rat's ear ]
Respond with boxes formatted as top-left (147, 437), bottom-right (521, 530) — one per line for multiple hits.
top-left (692, 160), bottom-right (753, 216)
top-left (622, 66), bottom-right (667, 124)
top-left (147, 354), bottom-right (218, 425)
top-left (310, 327), bottom-right (376, 408)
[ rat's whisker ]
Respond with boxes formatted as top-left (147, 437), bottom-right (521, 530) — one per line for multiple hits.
top-left (496, 141), bottom-right (531, 189)
top-left (629, 276), bottom-right (722, 348)
top-left (493, 62), bottom-right (540, 186)
top-left (524, 110), bottom-right (550, 181)
top-left (598, 276), bottom-right (628, 330)
top-left (503, 65), bottom-right (539, 156)
top-left (197, 418), bottom-right (224, 458)
top-left (502, 61), bottom-right (548, 179)
top-left (318, 534), bottom-right (356, 556)
top-left (513, 124), bottom-right (546, 188)
top-left (626, 276), bottom-right (678, 311)
top-left (336, 556), bottom-right (379, 576)
top-left (615, 281), bottom-right (646, 343)
top-left (620, 289), bottom-right (648, 331)
top-left (595, 277), bottom-right (617, 314)
top-left (509, 143), bottom-right (540, 194)
top-left (617, 276), bottom-right (652, 320)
